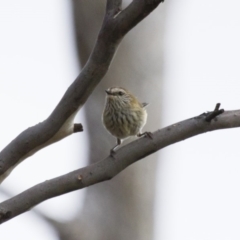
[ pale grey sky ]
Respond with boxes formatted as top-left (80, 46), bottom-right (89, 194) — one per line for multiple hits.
top-left (0, 1), bottom-right (240, 240)
top-left (155, 0), bottom-right (240, 239)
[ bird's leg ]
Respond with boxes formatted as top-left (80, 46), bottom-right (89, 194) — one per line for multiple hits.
top-left (137, 131), bottom-right (153, 139)
top-left (110, 138), bottom-right (122, 156)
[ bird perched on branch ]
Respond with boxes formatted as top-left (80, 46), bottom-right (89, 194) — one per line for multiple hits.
top-left (102, 86), bottom-right (150, 154)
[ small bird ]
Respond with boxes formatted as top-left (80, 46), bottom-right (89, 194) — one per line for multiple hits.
top-left (102, 86), bottom-right (149, 154)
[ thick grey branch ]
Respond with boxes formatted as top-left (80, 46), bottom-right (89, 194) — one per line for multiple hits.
top-left (0, 0), bottom-right (164, 183)
top-left (0, 108), bottom-right (240, 224)
top-left (106, 0), bottom-right (122, 16)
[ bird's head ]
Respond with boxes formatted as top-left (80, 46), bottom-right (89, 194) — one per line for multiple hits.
top-left (105, 87), bottom-right (129, 101)
top-left (105, 87), bottom-right (142, 109)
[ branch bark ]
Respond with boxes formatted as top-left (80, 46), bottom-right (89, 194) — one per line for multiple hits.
top-left (0, 108), bottom-right (240, 224)
top-left (0, 0), bottom-right (164, 183)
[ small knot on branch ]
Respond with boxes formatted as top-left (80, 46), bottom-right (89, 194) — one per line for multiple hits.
top-left (73, 123), bottom-right (83, 133)
top-left (205, 103), bottom-right (224, 122)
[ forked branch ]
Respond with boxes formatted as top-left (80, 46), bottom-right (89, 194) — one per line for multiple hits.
top-left (0, 0), bottom-right (164, 183)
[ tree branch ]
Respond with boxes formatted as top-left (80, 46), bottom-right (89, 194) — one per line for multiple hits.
top-left (0, 107), bottom-right (240, 224)
top-left (0, 0), bottom-right (165, 183)
top-left (204, 103), bottom-right (224, 122)
top-left (106, 0), bottom-right (122, 16)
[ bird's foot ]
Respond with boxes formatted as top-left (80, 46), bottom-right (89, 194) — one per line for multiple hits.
top-left (137, 131), bottom-right (153, 139)
top-left (110, 149), bottom-right (117, 158)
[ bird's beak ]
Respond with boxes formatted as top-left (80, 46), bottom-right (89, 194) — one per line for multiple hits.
top-left (105, 89), bottom-right (111, 95)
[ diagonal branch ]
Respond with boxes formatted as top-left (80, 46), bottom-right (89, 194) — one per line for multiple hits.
top-left (0, 107), bottom-right (240, 224)
top-left (0, 0), bottom-right (165, 183)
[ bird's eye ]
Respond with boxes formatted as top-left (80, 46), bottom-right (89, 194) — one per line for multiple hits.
top-left (118, 91), bottom-right (124, 96)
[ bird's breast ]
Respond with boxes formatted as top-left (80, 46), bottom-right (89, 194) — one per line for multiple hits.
top-left (103, 105), bottom-right (147, 139)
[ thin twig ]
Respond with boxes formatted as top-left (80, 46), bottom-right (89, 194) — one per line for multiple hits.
top-left (205, 103), bottom-right (225, 122)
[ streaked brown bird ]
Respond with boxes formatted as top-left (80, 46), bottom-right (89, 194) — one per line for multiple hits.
top-left (102, 87), bottom-right (149, 154)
